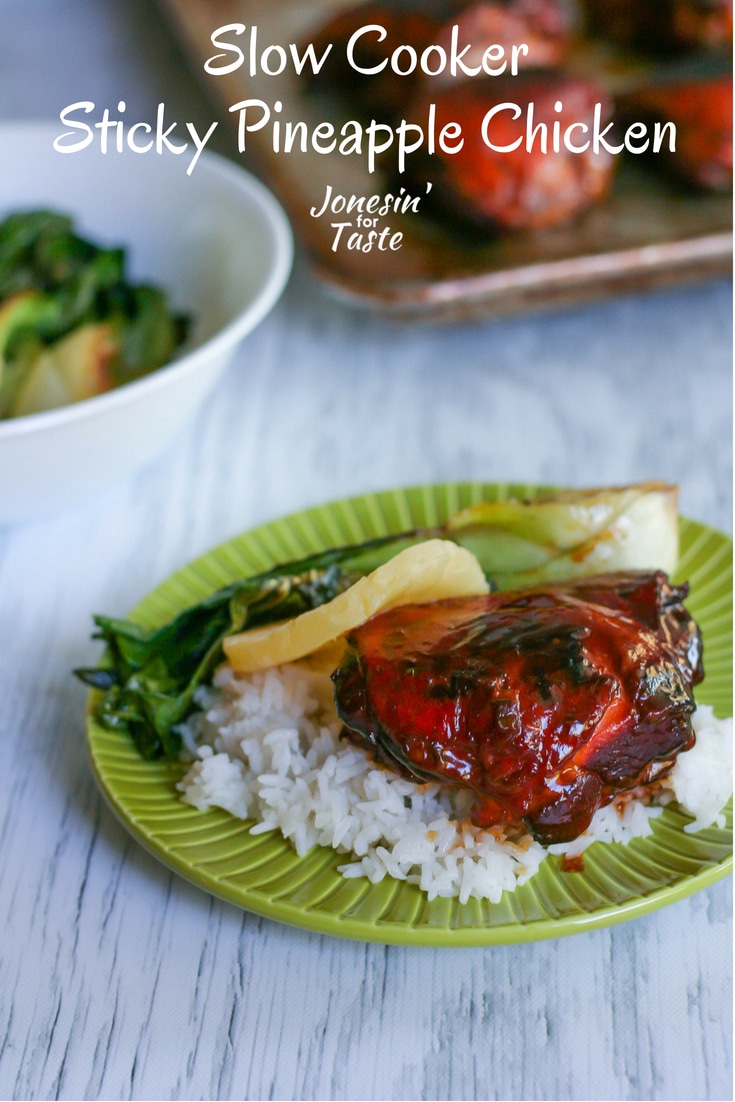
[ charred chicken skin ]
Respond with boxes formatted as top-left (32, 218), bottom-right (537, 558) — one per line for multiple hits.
top-left (333, 571), bottom-right (703, 844)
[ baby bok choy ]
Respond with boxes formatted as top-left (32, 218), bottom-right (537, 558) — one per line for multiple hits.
top-left (76, 482), bottom-right (678, 761)
top-left (0, 209), bottom-right (189, 417)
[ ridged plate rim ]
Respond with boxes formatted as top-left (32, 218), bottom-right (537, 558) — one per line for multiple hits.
top-left (85, 482), bottom-right (733, 945)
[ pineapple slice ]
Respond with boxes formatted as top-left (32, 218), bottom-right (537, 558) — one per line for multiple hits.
top-left (224, 539), bottom-right (489, 673)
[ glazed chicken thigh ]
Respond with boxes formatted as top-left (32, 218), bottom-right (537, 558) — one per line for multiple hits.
top-left (333, 571), bottom-right (703, 843)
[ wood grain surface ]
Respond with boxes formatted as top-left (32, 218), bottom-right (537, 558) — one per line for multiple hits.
top-left (0, 2), bottom-right (732, 1099)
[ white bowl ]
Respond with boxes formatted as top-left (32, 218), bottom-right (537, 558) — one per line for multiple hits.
top-left (0, 121), bottom-right (293, 522)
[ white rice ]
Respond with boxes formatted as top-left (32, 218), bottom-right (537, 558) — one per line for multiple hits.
top-left (176, 663), bottom-right (732, 904)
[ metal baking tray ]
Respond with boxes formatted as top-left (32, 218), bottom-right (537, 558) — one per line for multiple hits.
top-left (160, 0), bottom-right (732, 320)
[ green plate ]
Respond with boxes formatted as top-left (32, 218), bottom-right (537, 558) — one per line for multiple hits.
top-left (85, 482), bottom-right (733, 945)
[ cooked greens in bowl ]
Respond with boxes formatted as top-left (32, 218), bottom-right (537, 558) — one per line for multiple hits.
top-left (0, 121), bottom-right (293, 522)
top-left (0, 209), bottom-right (189, 418)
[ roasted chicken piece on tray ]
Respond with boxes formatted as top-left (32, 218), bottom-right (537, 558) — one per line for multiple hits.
top-left (408, 71), bottom-right (615, 230)
top-left (622, 75), bottom-right (733, 191)
top-left (333, 571), bottom-right (704, 844)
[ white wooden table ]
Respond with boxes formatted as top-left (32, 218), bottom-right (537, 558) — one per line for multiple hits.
top-left (1, 3), bottom-right (732, 1099)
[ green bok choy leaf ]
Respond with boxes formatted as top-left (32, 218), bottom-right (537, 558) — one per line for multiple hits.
top-left (76, 482), bottom-right (678, 760)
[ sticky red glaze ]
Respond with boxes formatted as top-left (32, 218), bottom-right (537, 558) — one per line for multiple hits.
top-left (333, 571), bottom-right (703, 843)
